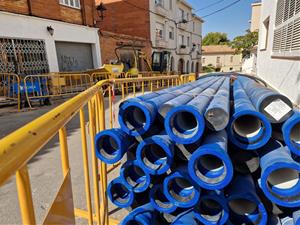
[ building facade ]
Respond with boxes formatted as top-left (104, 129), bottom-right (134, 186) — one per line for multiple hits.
top-left (100, 0), bottom-right (203, 74)
top-left (202, 45), bottom-right (242, 72)
top-left (257, 0), bottom-right (300, 105)
top-left (242, 1), bottom-right (262, 74)
top-left (250, 2), bottom-right (262, 32)
top-left (0, 0), bottom-right (101, 74)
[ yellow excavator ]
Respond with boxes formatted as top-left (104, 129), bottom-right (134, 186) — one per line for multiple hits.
top-left (87, 45), bottom-right (153, 79)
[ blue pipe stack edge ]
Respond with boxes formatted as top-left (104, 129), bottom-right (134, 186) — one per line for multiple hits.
top-left (95, 73), bottom-right (300, 225)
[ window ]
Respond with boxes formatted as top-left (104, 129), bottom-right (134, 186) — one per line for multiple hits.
top-left (169, 26), bottom-right (174, 40)
top-left (59, 0), bottom-right (80, 9)
top-left (193, 22), bottom-right (195, 32)
top-left (169, 0), bottom-right (172, 10)
top-left (272, 0), bottom-right (300, 57)
top-left (230, 56), bottom-right (234, 63)
top-left (260, 16), bottom-right (270, 50)
top-left (202, 57), bottom-right (205, 64)
top-left (216, 57), bottom-right (221, 64)
top-left (156, 22), bottom-right (165, 39)
top-left (180, 9), bottom-right (185, 20)
top-left (179, 35), bottom-right (184, 45)
top-left (155, 0), bottom-right (164, 7)
top-left (187, 36), bottom-right (190, 47)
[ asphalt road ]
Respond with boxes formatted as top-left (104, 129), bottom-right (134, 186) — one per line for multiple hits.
top-left (0, 95), bottom-right (130, 225)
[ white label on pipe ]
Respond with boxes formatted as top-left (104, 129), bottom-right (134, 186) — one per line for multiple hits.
top-left (264, 99), bottom-right (292, 121)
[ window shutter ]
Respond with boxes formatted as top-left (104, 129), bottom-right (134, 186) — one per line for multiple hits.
top-left (276, 0), bottom-right (285, 26)
top-left (273, 28), bottom-right (282, 52)
top-left (284, 0), bottom-right (290, 22)
top-left (296, 0), bottom-right (300, 14)
top-left (289, 0), bottom-right (296, 18)
top-left (292, 17), bottom-right (300, 50)
top-left (286, 22), bottom-right (294, 50)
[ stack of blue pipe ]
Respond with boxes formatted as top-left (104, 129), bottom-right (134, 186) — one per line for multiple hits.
top-left (95, 73), bottom-right (300, 225)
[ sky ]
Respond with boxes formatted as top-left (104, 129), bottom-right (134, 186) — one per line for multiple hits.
top-left (186, 0), bottom-right (259, 40)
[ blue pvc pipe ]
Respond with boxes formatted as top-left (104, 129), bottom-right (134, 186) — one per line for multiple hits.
top-left (158, 77), bottom-right (218, 118)
top-left (281, 217), bottom-right (294, 225)
top-left (120, 203), bottom-right (157, 225)
top-left (227, 175), bottom-right (268, 225)
top-left (136, 134), bottom-right (174, 175)
top-left (237, 75), bottom-right (293, 124)
top-left (205, 77), bottom-right (231, 131)
top-left (118, 80), bottom-right (204, 137)
top-left (188, 130), bottom-right (233, 190)
top-left (120, 160), bottom-right (151, 193)
top-left (171, 209), bottom-right (200, 225)
top-left (228, 79), bottom-right (272, 150)
top-left (259, 139), bottom-right (300, 208)
top-left (95, 128), bottom-right (135, 164)
top-left (149, 184), bottom-right (177, 214)
top-left (293, 209), bottom-right (300, 224)
top-left (107, 177), bottom-right (134, 208)
top-left (194, 191), bottom-right (229, 225)
top-left (163, 166), bottom-right (200, 208)
top-left (282, 111), bottom-right (300, 156)
top-left (165, 77), bottom-right (225, 144)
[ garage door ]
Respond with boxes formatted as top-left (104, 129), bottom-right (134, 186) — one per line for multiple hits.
top-left (55, 42), bottom-right (94, 72)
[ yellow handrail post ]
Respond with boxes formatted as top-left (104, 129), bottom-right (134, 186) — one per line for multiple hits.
top-left (109, 86), bottom-right (113, 129)
top-left (96, 92), bottom-right (109, 225)
top-left (88, 101), bottom-right (102, 225)
top-left (142, 81), bottom-right (145, 95)
top-left (59, 127), bottom-right (70, 176)
top-left (16, 165), bottom-right (36, 225)
top-left (79, 108), bottom-right (93, 225)
top-left (121, 84), bottom-right (125, 100)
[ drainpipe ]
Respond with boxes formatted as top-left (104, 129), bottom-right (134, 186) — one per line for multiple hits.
top-left (27, 0), bottom-right (32, 15)
top-left (80, 0), bottom-right (87, 25)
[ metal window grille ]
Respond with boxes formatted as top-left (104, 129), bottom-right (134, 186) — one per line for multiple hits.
top-left (0, 38), bottom-right (49, 75)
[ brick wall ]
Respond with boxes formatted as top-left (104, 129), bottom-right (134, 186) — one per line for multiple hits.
top-left (100, 31), bottom-right (152, 68)
top-left (0, 0), bottom-right (95, 26)
top-left (0, 0), bottom-right (29, 14)
top-left (97, 0), bottom-right (151, 40)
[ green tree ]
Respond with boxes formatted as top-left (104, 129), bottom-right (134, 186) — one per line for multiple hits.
top-left (230, 29), bottom-right (259, 58)
top-left (202, 32), bottom-right (230, 46)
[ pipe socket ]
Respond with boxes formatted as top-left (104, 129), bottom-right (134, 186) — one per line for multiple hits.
top-left (283, 111), bottom-right (300, 156)
top-left (163, 168), bottom-right (200, 208)
top-left (188, 131), bottom-right (233, 190)
top-left (150, 184), bottom-right (177, 214)
top-left (136, 135), bottom-right (174, 175)
top-left (95, 128), bottom-right (134, 164)
top-left (120, 160), bottom-right (151, 193)
top-left (107, 177), bottom-right (134, 208)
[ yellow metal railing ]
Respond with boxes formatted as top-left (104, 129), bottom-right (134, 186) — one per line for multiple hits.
top-left (23, 73), bottom-right (92, 108)
top-left (0, 74), bottom-right (199, 225)
top-left (0, 73), bottom-right (21, 111)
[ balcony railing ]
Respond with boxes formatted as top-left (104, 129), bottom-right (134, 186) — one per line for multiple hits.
top-left (155, 38), bottom-right (168, 48)
top-left (154, 3), bottom-right (167, 16)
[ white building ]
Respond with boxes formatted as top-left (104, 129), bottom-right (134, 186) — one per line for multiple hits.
top-left (149, 0), bottom-right (203, 74)
top-left (0, 2), bottom-right (101, 75)
top-left (257, 0), bottom-right (300, 105)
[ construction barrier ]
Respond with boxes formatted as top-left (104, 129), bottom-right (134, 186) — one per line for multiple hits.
top-left (0, 75), bottom-right (190, 225)
top-left (0, 73), bottom-right (21, 110)
top-left (23, 73), bottom-right (92, 108)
